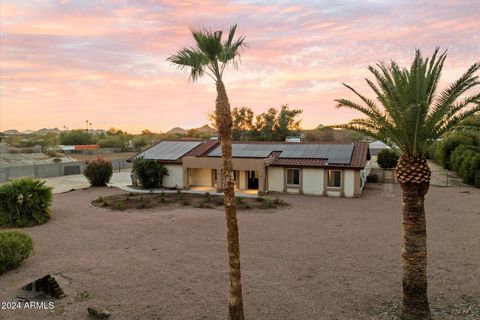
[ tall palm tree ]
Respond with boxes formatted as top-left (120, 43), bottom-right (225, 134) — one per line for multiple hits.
top-left (335, 48), bottom-right (480, 320)
top-left (168, 25), bottom-right (247, 320)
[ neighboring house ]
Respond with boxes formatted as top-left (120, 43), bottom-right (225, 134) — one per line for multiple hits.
top-left (131, 139), bottom-right (371, 198)
top-left (369, 140), bottom-right (391, 156)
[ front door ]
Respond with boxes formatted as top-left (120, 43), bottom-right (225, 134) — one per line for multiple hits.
top-left (247, 171), bottom-right (259, 189)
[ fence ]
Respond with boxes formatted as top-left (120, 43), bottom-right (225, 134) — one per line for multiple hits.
top-left (0, 159), bottom-right (132, 183)
top-left (368, 168), bottom-right (397, 184)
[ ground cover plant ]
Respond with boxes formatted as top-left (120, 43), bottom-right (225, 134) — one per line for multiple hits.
top-left (91, 192), bottom-right (288, 212)
top-left (0, 177), bottom-right (53, 227)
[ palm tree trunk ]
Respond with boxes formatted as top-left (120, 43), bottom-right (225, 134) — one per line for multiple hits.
top-left (215, 80), bottom-right (245, 320)
top-left (399, 181), bottom-right (430, 320)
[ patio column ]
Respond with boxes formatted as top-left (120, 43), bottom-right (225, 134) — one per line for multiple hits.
top-left (216, 168), bottom-right (223, 193)
top-left (183, 167), bottom-right (190, 190)
top-left (258, 168), bottom-right (266, 195)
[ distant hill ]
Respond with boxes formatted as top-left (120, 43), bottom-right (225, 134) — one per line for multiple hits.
top-left (2, 128), bottom-right (62, 135)
top-left (167, 127), bottom-right (187, 134)
top-left (35, 128), bottom-right (62, 135)
top-left (167, 124), bottom-right (215, 135)
top-left (3, 129), bottom-right (21, 135)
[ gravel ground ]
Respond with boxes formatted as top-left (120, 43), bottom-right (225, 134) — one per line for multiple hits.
top-left (0, 183), bottom-right (479, 320)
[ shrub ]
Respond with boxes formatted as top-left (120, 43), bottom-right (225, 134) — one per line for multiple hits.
top-left (83, 157), bottom-right (113, 187)
top-left (132, 157), bottom-right (168, 189)
top-left (459, 152), bottom-right (480, 185)
top-left (0, 178), bottom-right (53, 227)
top-left (0, 231), bottom-right (34, 274)
top-left (435, 134), bottom-right (474, 169)
top-left (377, 149), bottom-right (399, 169)
top-left (60, 130), bottom-right (97, 145)
top-left (450, 145), bottom-right (469, 173)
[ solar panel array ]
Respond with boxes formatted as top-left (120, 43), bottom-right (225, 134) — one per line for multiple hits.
top-left (208, 143), bottom-right (354, 164)
top-left (137, 141), bottom-right (202, 160)
top-left (208, 144), bottom-right (284, 158)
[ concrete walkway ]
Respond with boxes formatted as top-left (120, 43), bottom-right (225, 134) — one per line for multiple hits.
top-left (43, 170), bottom-right (258, 198)
top-left (44, 170), bottom-right (131, 194)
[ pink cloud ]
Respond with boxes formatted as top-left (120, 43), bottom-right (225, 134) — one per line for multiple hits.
top-left (1, 0), bottom-right (479, 133)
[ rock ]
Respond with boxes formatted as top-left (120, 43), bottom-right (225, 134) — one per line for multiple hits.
top-left (88, 307), bottom-right (111, 319)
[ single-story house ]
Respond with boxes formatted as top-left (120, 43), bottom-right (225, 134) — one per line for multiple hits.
top-left (131, 139), bottom-right (371, 198)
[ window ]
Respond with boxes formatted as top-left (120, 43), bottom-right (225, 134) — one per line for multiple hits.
top-left (327, 170), bottom-right (342, 188)
top-left (286, 168), bottom-right (300, 186)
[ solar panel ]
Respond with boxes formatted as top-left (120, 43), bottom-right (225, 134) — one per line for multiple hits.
top-left (207, 143), bottom-right (354, 164)
top-left (136, 141), bottom-right (202, 160)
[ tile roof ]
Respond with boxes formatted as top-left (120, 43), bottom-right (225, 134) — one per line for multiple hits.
top-left (269, 141), bottom-right (370, 169)
top-left (132, 139), bottom-right (370, 169)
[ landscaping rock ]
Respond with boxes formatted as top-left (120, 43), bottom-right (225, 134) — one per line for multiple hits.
top-left (87, 307), bottom-right (111, 319)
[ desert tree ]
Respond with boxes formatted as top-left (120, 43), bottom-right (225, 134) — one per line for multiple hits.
top-left (335, 48), bottom-right (480, 319)
top-left (168, 25), bottom-right (247, 320)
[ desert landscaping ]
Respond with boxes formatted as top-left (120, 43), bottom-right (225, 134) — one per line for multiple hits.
top-left (0, 183), bottom-right (478, 320)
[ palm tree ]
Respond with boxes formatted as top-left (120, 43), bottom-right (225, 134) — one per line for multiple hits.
top-left (168, 25), bottom-right (247, 320)
top-left (335, 48), bottom-right (480, 320)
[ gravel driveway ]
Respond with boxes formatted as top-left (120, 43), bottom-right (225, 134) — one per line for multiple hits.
top-left (0, 184), bottom-right (479, 319)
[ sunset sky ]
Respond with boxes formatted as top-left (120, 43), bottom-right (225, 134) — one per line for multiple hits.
top-left (1, 0), bottom-right (479, 133)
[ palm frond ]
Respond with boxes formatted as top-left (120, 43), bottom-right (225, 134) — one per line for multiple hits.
top-left (335, 48), bottom-right (480, 157)
top-left (167, 47), bottom-right (211, 82)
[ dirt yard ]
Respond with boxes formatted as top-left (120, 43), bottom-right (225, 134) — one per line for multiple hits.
top-left (0, 183), bottom-right (479, 320)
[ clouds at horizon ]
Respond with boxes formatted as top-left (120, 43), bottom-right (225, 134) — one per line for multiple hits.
top-left (1, 0), bottom-right (479, 132)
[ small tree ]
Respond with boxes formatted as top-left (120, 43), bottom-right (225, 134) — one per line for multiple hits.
top-left (84, 157), bottom-right (113, 186)
top-left (377, 149), bottom-right (399, 169)
top-left (132, 157), bottom-right (168, 189)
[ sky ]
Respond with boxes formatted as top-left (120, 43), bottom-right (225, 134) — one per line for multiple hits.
top-left (0, 0), bottom-right (479, 133)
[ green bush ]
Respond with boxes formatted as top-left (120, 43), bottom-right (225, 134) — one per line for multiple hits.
top-left (435, 134), bottom-right (474, 169)
top-left (377, 149), bottom-right (399, 169)
top-left (0, 178), bottom-right (53, 227)
top-left (450, 145), bottom-right (469, 173)
top-left (449, 145), bottom-right (480, 185)
top-left (60, 130), bottom-right (97, 145)
top-left (0, 231), bottom-right (34, 274)
top-left (459, 152), bottom-right (480, 185)
top-left (132, 157), bottom-right (168, 189)
top-left (83, 157), bottom-right (113, 186)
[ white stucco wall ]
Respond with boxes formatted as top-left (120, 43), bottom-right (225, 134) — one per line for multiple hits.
top-left (190, 168), bottom-right (212, 186)
top-left (267, 167), bottom-right (284, 192)
top-left (163, 165), bottom-right (183, 188)
top-left (344, 169), bottom-right (356, 197)
top-left (239, 170), bottom-right (246, 189)
top-left (302, 168), bottom-right (324, 195)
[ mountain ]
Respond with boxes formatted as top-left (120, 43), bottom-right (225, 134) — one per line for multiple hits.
top-left (166, 124), bottom-right (215, 135)
top-left (3, 129), bottom-right (20, 135)
top-left (167, 127), bottom-right (187, 134)
top-left (35, 128), bottom-right (62, 135)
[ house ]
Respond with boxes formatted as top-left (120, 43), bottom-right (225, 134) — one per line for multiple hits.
top-left (131, 139), bottom-right (371, 198)
top-left (369, 140), bottom-right (391, 156)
